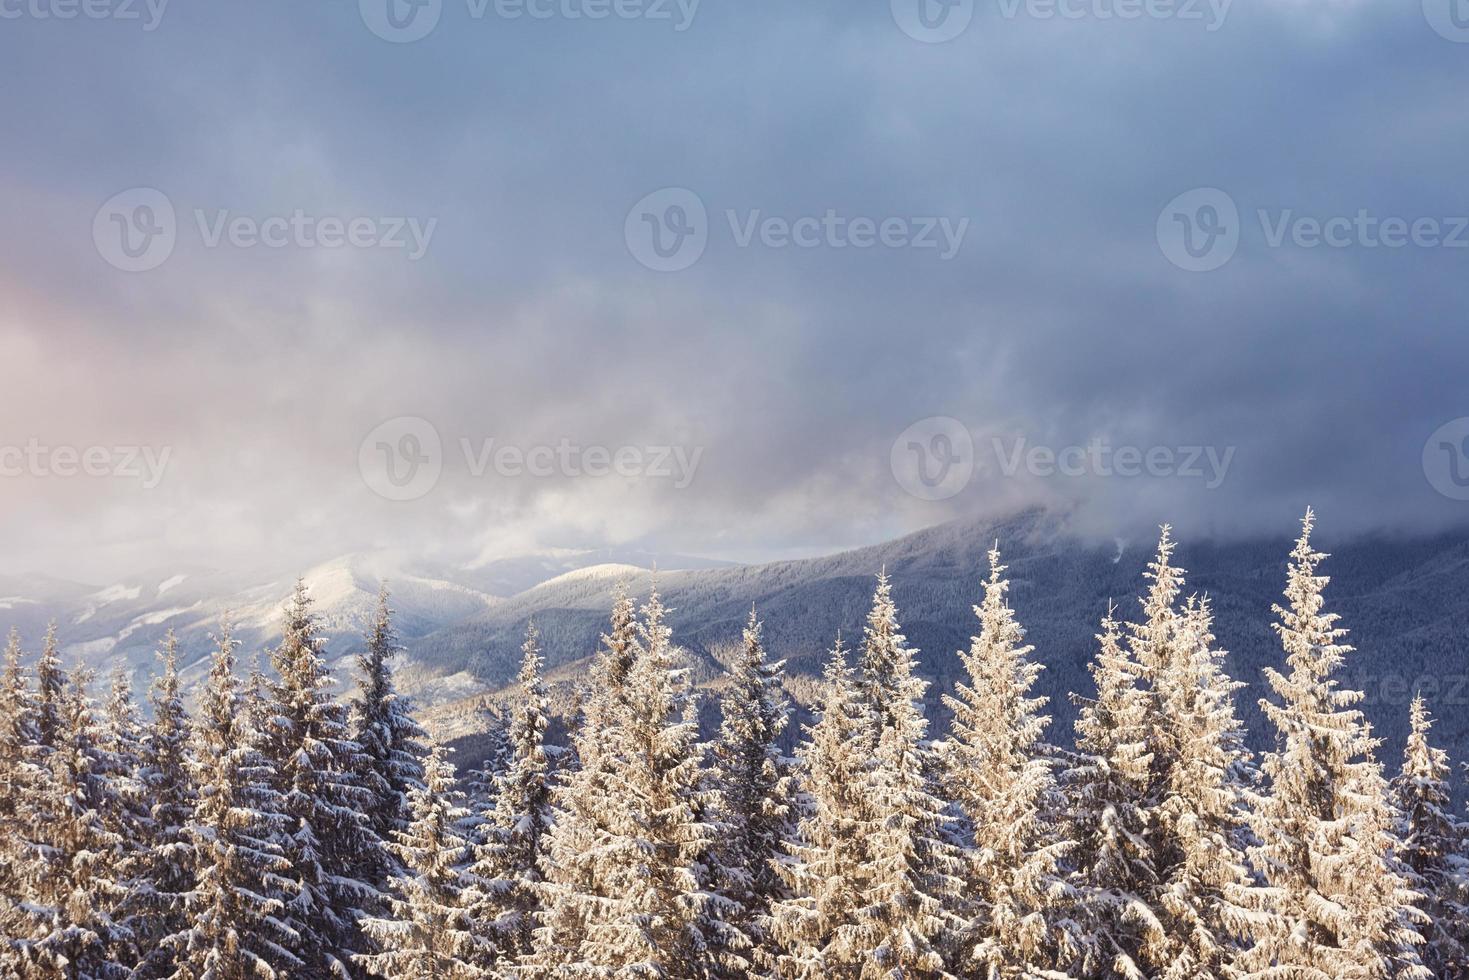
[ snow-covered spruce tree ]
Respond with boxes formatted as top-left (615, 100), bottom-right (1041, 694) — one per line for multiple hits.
top-left (7, 620), bottom-right (76, 973)
top-left (581, 581), bottom-right (639, 754)
top-left (99, 667), bottom-right (154, 971)
top-left (769, 633), bottom-right (877, 980)
top-left (132, 632), bottom-right (200, 978)
top-left (358, 741), bottom-right (479, 980)
top-left (710, 607), bottom-right (798, 962)
top-left (1119, 528), bottom-right (1186, 846)
top-left (243, 651), bottom-right (273, 745)
top-left (859, 569), bottom-right (908, 736)
top-left (15, 617), bottom-right (74, 958)
top-left (262, 580), bottom-right (388, 979)
top-left (1150, 594), bottom-right (1256, 980)
top-left (0, 630), bottom-right (34, 829)
top-left (1065, 607), bottom-right (1163, 979)
top-left (0, 629), bottom-right (48, 975)
top-left (1080, 528), bottom-right (1253, 979)
top-left (533, 584), bottom-right (641, 969)
top-left (457, 708), bottom-right (511, 849)
top-left (1238, 509), bottom-right (1429, 980)
top-left (101, 666), bottom-right (151, 836)
top-left (464, 620), bottom-right (553, 968)
top-left (34, 621), bottom-right (66, 753)
top-left (942, 544), bottom-right (1085, 977)
top-left (539, 589), bottom-right (747, 977)
top-left (849, 574), bottom-right (964, 979)
top-left (19, 667), bottom-right (136, 978)
top-left (1391, 695), bottom-right (1469, 976)
top-left (0, 629), bottom-right (34, 809)
top-left (0, 625), bottom-right (89, 978)
top-left (168, 623), bottom-right (301, 980)
top-left (352, 586), bottom-right (429, 894)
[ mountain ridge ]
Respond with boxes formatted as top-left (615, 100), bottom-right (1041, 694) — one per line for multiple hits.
top-left (4, 511), bottom-right (1469, 774)
top-left (413, 510), bottom-right (1469, 774)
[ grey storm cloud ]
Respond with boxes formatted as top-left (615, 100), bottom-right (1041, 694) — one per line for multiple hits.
top-left (0, 0), bottom-right (1466, 579)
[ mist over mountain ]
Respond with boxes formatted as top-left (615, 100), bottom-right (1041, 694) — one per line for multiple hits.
top-left (7, 509), bottom-right (1468, 773)
top-left (414, 510), bottom-right (1469, 770)
top-left (0, 546), bottom-right (728, 705)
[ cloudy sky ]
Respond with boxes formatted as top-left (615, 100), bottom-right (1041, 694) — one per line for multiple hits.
top-left (1, 0), bottom-right (1466, 581)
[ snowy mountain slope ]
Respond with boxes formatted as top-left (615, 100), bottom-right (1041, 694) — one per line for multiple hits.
top-left (15, 556), bottom-right (502, 699)
top-left (8, 514), bottom-right (1469, 766)
top-left (452, 549), bottom-right (735, 597)
top-left (408, 511), bottom-right (1469, 768)
top-left (0, 547), bottom-right (730, 704)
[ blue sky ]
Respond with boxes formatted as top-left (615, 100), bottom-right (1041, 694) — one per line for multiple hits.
top-left (1, 0), bottom-right (1467, 579)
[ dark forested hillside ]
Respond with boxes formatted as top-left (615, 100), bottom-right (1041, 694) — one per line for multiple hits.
top-left (418, 510), bottom-right (1469, 768)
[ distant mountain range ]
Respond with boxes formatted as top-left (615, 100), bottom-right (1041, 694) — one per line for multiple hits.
top-left (6, 511), bottom-right (1469, 774)
top-left (0, 547), bottom-right (732, 708)
top-left (410, 511), bottom-right (1469, 771)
